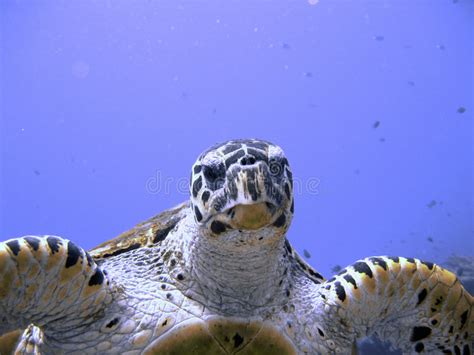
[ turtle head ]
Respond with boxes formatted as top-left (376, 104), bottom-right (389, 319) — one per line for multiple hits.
top-left (189, 139), bottom-right (294, 237)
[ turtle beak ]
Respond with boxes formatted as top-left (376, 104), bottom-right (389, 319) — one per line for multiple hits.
top-left (204, 162), bottom-right (291, 234)
top-left (223, 202), bottom-right (276, 230)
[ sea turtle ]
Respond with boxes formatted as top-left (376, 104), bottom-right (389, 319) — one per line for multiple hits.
top-left (0, 138), bottom-right (472, 354)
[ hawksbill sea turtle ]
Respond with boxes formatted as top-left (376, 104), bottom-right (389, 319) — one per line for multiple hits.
top-left (0, 139), bottom-right (472, 354)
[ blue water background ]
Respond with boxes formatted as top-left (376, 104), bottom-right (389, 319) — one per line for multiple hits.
top-left (1, 0), bottom-right (472, 278)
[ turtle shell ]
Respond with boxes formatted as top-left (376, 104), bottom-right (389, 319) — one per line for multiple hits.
top-left (89, 202), bottom-right (189, 260)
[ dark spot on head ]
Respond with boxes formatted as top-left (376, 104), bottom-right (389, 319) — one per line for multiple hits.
top-left (417, 289), bottom-right (428, 306)
top-left (203, 164), bottom-right (226, 191)
top-left (201, 190), bottom-right (210, 204)
top-left (233, 333), bottom-right (244, 348)
top-left (177, 273), bottom-right (184, 281)
top-left (406, 257), bottom-right (415, 264)
top-left (192, 176), bottom-right (203, 198)
top-left (161, 284), bottom-right (166, 290)
top-left (65, 241), bottom-right (82, 268)
top-left (454, 345), bottom-right (461, 355)
top-left (273, 213), bottom-right (286, 228)
top-left (334, 281), bottom-right (346, 302)
top-left (317, 328), bottom-right (324, 337)
top-left (431, 319), bottom-right (438, 325)
top-left (353, 261), bottom-right (373, 278)
top-left (240, 155), bottom-right (256, 166)
top-left (211, 220), bottom-right (227, 234)
top-left (225, 149), bottom-right (246, 168)
top-left (194, 206), bottom-right (203, 222)
top-left (88, 268), bottom-right (104, 286)
top-left (162, 319), bottom-right (168, 326)
top-left (24, 237), bottom-right (40, 251)
top-left (410, 326), bottom-right (432, 342)
top-left (46, 236), bottom-right (62, 254)
top-left (415, 342), bottom-right (424, 353)
top-left (6, 240), bottom-right (20, 256)
top-left (166, 293), bottom-right (172, 299)
top-left (193, 165), bottom-right (202, 174)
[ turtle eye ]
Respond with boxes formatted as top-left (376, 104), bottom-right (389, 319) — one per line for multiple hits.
top-left (203, 163), bottom-right (226, 190)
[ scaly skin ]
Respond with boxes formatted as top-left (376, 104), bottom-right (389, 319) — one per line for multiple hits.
top-left (1, 139), bottom-right (472, 354)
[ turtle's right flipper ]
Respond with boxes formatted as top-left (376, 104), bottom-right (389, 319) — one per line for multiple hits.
top-left (0, 236), bottom-right (113, 337)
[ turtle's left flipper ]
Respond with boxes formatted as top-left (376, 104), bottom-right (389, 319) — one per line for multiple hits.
top-left (0, 236), bottom-right (113, 338)
top-left (316, 256), bottom-right (473, 354)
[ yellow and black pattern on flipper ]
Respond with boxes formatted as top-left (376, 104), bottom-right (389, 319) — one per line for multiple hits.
top-left (0, 236), bottom-right (112, 337)
top-left (319, 256), bottom-right (473, 354)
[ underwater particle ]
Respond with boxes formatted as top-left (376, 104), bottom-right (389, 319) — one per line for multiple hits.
top-left (308, 0), bottom-right (319, 5)
top-left (281, 43), bottom-right (291, 50)
top-left (427, 236), bottom-right (434, 243)
top-left (212, 108), bottom-right (217, 114)
top-left (427, 200), bottom-right (437, 208)
top-left (379, 137), bottom-right (386, 142)
top-left (374, 35), bottom-right (384, 41)
top-left (373, 121), bottom-right (380, 128)
top-left (457, 107), bottom-right (466, 114)
top-left (331, 265), bottom-right (342, 273)
top-left (407, 81), bottom-right (415, 87)
top-left (303, 249), bottom-right (311, 259)
top-left (304, 72), bottom-right (313, 78)
top-left (354, 169), bottom-right (360, 175)
top-left (34, 170), bottom-right (40, 176)
top-left (72, 60), bottom-right (90, 79)
top-left (436, 44), bottom-right (446, 50)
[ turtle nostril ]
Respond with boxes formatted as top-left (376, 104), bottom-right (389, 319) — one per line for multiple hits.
top-left (241, 156), bottom-right (256, 166)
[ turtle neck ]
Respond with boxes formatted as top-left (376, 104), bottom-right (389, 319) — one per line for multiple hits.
top-left (168, 212), bottom-right (292, 316)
